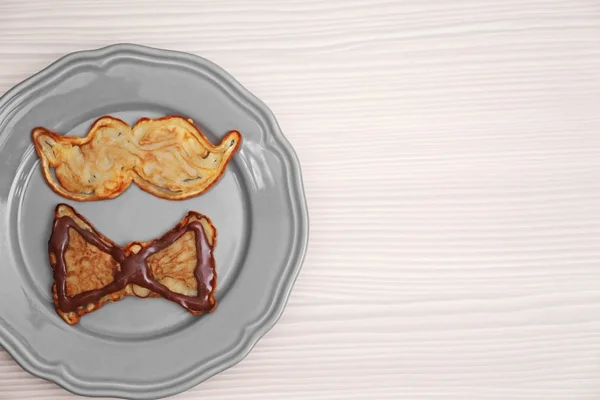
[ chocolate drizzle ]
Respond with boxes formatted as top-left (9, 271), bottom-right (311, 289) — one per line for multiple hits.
top-left (49, 214), bottom-right (216, 314)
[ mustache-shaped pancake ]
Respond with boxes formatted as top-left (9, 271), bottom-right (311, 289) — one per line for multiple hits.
top-left (49, 204), bottom-right (217, 325)
top-left (32, 116), bottom-right (241, 201)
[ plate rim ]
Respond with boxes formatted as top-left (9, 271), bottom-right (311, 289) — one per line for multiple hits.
top-left (0, 43), bottom-right (309, 399)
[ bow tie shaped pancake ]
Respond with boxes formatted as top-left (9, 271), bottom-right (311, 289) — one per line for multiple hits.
top-left (32, 116), bottom-right (241, 201)
top-left (49, 204), bottom-right (217, 325)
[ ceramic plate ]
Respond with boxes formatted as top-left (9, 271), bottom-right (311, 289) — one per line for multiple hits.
top-left (0, 44), bottom-right (308, 399)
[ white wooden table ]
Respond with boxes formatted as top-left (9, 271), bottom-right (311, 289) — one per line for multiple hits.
top-left (2, 1), bottom-right (600, 399)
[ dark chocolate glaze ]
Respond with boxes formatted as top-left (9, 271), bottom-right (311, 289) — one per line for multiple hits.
top-left (49, 215), bottom-right (216, 314)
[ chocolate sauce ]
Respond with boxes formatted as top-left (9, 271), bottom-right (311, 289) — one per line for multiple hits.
top-left (49, 215), bottom-right (216, 314)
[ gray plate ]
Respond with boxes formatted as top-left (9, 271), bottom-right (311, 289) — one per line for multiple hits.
top-left (0, 44), bottom-right (308, 399)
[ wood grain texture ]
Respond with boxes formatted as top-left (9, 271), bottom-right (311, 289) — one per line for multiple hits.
top-left (2, 0), bottom-right (600, 398)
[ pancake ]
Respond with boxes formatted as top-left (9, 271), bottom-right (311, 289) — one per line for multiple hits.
top-left (33, 116), bottom-right (241, 201)
top-left (48, 204), bottom-right (217, 325)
